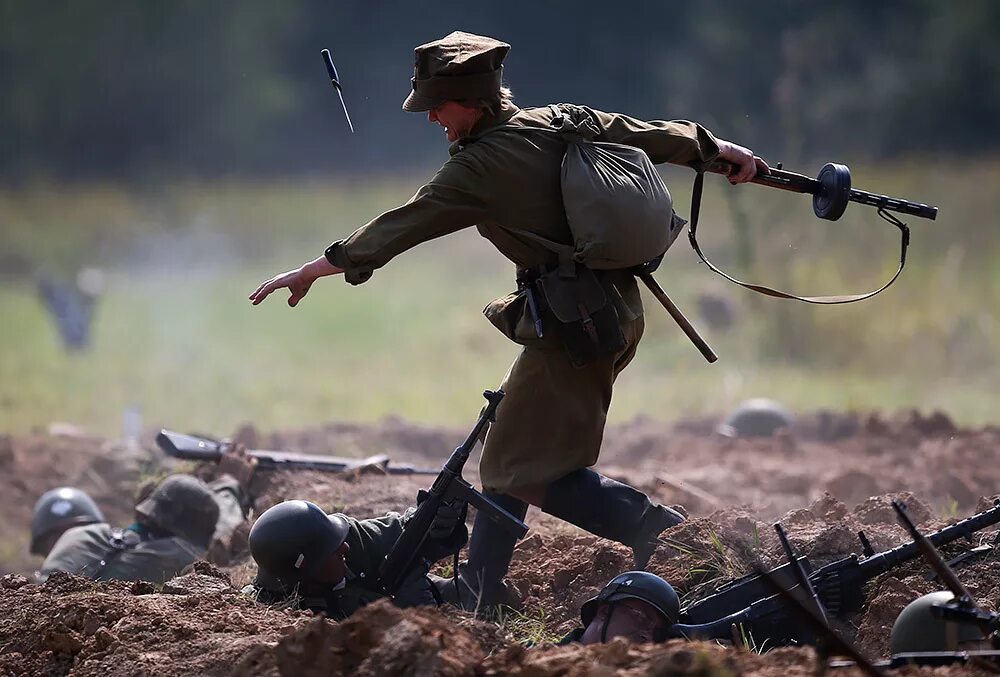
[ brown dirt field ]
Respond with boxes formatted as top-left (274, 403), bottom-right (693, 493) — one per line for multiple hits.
top-left (3, 408), bottom-right (999, 675)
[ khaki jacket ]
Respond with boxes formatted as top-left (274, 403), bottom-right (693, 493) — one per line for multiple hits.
top-left (325, 102), bottom-right (720, 320)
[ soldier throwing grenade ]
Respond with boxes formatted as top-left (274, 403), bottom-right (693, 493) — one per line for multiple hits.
top-left (251, 31), bottom-right (766, 609)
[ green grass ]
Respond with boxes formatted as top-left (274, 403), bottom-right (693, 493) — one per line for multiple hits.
top-left (1, 160), bottom-right (998, 436)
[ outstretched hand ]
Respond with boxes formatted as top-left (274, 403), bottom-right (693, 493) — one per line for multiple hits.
top-left (249, 256), bottom-right (343, 307)
top-left (717, 140), bottom-right (770, 185)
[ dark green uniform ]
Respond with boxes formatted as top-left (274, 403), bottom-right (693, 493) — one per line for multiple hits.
top-left (243, 511), bottom-right (438, 619)
top-left (326, 102), bottom-right (719, 492)
top-left (37, 476), bottom-right (248, 584)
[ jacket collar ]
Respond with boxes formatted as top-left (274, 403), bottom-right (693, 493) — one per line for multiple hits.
top-left (450, 101), bottom-right (520, 155)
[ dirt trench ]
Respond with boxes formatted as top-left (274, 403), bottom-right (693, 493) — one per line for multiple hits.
top-left (2, 409), bottom-right (1000, 675)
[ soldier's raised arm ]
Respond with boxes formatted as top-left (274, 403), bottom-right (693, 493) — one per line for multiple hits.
top-left (579, 105), bottom-right (767, 183)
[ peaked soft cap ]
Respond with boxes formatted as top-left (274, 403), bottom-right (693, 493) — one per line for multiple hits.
top-left (402, 31), bottom-right (510, 112)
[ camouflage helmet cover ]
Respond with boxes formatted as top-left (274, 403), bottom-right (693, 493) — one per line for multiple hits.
top-left (31, 487), bottom-right (105, 555)
top-left (135, 474), bottom-right (219, 549)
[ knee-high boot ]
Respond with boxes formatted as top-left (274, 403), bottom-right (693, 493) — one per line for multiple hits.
top-left (541, 468), bottom-right (684, 569)
top-left (433, 491), bottom-right (528, 612)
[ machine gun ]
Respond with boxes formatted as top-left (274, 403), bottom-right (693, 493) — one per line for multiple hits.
top-left (672, 499), bottom-right (1000, 647)
top-left (379, 389), bottom-right (529, 595)
top-left (156, 429), bottom-right (438, 475)
top-left (684, 159), bottom-right (938, 313)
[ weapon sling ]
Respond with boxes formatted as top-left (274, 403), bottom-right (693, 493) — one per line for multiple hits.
top-left (686, 171), bottom-right (911, 304)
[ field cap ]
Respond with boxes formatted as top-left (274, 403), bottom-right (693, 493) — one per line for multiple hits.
top-left (402, 31), bottom-right (510, 112)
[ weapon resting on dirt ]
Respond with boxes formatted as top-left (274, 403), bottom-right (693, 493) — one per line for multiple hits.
top-left (379, 389), bottom-right (529, 595)
top-left (156, 430), bottom-right (438, 475)
top-left (671, 499), bottom-right (1000, 648)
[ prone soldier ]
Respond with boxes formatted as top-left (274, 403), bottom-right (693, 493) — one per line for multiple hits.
top-left (251, 30), bottom-right (765, 609)
top-left (30, 487), bottom-right (105, 559)
top-left (243, 497), bottom-right (467, 619)
top-left (37, 451), bottom-right (255, 584)
top-left (561, 571), bottom-right (680, 645)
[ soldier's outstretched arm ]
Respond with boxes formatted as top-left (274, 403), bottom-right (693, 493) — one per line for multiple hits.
top-left (249, 255), bottom-right (343, 307)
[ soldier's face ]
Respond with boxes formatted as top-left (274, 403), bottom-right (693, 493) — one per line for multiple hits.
top-left (579, 599), bottom-right (666, 645)
top-left (428, 101), bottom-right (483, 142)
top-left (315, 541), bottom-right (351, 584)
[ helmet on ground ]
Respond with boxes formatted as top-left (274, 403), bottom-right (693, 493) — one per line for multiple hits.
top-left (716, 398), bottom-right (794, 438)
top-left (31, 487), bottom-right (105, 555)
top-left (135, 474), bottom-right (219, 548)
top-left (248, 500), bottom-right (350, 586)
top-left (581, 571), bottom-right (680, 641)
top-left (890, 591), bottom-right (987, 654)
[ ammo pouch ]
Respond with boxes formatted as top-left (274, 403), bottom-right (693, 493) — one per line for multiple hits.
top-left (484, 263), bottom-right (625, 366)
top-left (538, 265), bottom-right (625, 366)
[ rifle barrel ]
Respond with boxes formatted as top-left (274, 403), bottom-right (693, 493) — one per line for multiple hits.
top-left (849, 188), bottom-right (938, 220)
top-left (856, 500), bottom-right (1000, 579)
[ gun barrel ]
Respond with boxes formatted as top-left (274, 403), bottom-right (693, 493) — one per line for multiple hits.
top-left (857, 500), bottom-right (1000, 579)
top-left (704, 160), bottom-right (938, 222)
top-left (849, 188), bottom-right (938, 220)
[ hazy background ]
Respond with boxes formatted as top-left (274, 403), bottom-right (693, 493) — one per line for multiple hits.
top-left (2, 1), bottom-right (998, 436)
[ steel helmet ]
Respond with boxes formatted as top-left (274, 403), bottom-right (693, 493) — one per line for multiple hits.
top-left (890, 591), bottom-right (987, 654)
top-left (248, 500), bottom-right (350, 586)
top-left (30, 487), bottom-right (105, 555)
top-left (716, 398), bottom-right (794, 438)
top-left (135, 474), bottom-right (220, 548)
top-left (580, 571), bottom-right (680, 642)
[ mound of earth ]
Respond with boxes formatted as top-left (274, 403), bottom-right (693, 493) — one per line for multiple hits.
top-left (4, 409), bottom-right (1000, 674)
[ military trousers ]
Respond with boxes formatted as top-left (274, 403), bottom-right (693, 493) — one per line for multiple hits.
top-left (480, 315), bottom-right (644, 493)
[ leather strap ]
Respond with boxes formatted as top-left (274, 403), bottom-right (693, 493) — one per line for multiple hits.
top-left (686, 171), bottom-right (910, 304)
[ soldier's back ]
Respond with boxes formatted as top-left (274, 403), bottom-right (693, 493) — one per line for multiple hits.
top-left (39, 522), bottom-right (203, 584)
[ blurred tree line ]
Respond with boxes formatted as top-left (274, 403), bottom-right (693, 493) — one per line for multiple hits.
top-left (2, 0), bottom-right (998, 179)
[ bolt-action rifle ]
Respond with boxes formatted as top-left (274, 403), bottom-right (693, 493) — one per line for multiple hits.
top-left (379, 389), bottom-right (529, 595)
top-left (156, 429), bottom-right (438, 475)
top-left (671, 499), bottom-right (1000, 647)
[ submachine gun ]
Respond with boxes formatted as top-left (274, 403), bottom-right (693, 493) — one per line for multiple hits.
top-left (379, 389), bottom-right (529, 595)
top-left (671, 499), bottom-right (1000, 647)
top-left (156, 430), bottom-right (438, 475)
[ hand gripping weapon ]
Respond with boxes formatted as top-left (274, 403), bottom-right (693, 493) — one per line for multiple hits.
top-left (156, 430), bottom-right (438, 475)
top-left (379, 389), bottom-right (529, 595)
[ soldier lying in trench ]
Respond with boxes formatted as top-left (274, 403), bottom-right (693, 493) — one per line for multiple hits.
top-left (36, 450), bottom-right (255, 584)
top-left (560, 571), bottom-right (679, 645)
top-left (242, 497), bottom-right (467, 619)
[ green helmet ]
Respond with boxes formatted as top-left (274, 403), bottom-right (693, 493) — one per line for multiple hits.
top-left (890, 591), bottom-right (986, 654)
top-left (716, 398), bottom-right (794, 438)
top-left (248, 500), bottom-right (350, 588)
top-left (580, 571), bottom-right (680, 642)
top-left (31, 487), bottom-right (105, 555)
top-left (135, 474), bottom-right (219, 549)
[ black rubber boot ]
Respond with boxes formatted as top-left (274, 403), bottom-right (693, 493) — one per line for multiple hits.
top-left (432, 491), bottom-right (528, 614)
top-left (541, 468), bottom-right (684, 569)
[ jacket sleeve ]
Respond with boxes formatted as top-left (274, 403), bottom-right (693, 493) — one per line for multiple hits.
top-left (342, 511), bottom-right (408, 581)
top-left (325, 156), bottom-right (489, 285)
top-left (577, 105), bottom-right (721, 168)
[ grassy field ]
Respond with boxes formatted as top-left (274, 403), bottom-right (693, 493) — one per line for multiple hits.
top-left (1, 159), bottom-right (997, 436)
